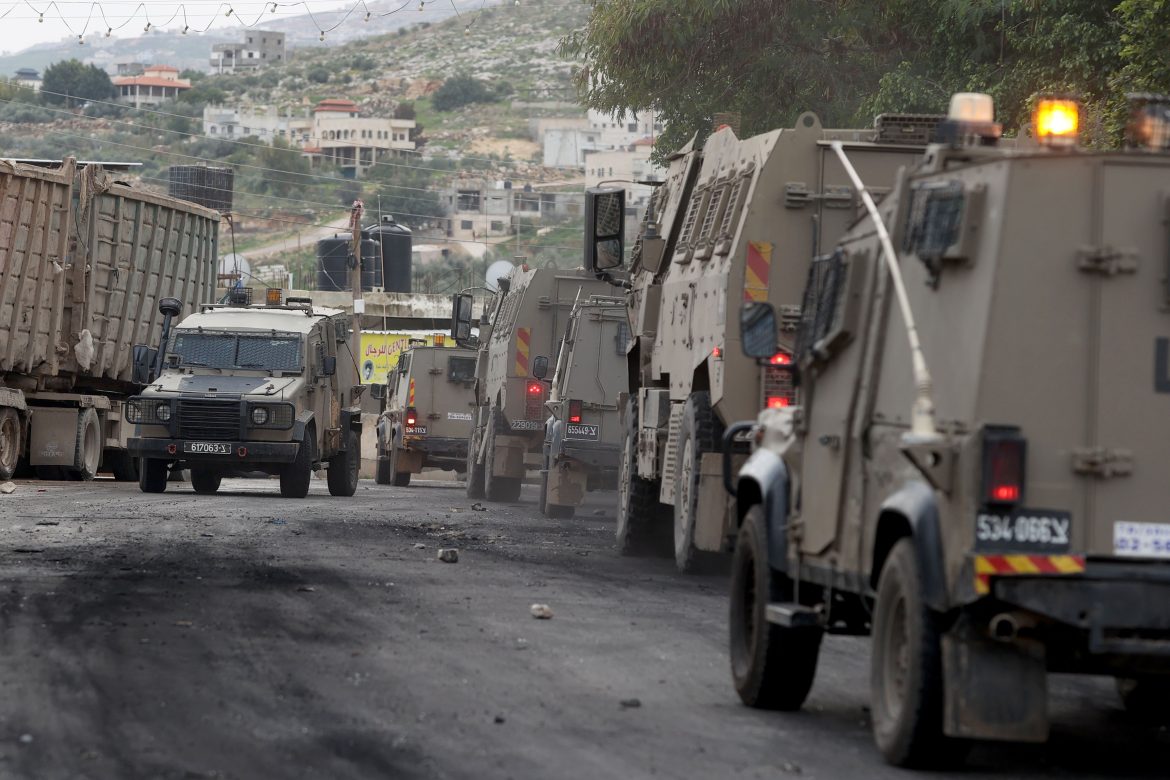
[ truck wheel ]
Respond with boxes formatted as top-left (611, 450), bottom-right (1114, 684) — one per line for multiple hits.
top-left (139, 457), bottom-right (168, 493)
top-left (108, 451), bottom-right (140, 482)
top-left (0, 408), bottom-right (21, 480)
top-left (541, 449), bottom-right (574, 519)
top-left (465, 427), bottom-right (486, 498)
top-left (730, 505), bottom-right (821, 709)
top-left (616, 395), bottom-right (669, 556)
top-left (190, 468), bottom-right (221, 495)
top-left (281, 425), bottom-right (316, 499)
top-left (327, 427), bottom-right (360, 497)
top-left (871, 538), bottom-right (962, 768)
top-left (69, 408), bottom-right (102, 481)
top-left (484, 411), bottom-right (522, 502)
top-left (389, 441), bottom-right (411, 487)
top-left (673, 391), bottom-right (723, 572)
top-left (1116, 676), bottom-right (1170, 718)
top-left (375, 455), bottom-right (392, 485)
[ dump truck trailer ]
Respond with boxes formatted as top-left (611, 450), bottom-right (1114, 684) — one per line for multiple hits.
top-left (0, 158), bottom-right (220, 480)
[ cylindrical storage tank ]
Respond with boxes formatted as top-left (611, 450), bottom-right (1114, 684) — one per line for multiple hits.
top-left (168, 165), bottom-right (234, 213)
top-left (317, 234), bottom-right (382, 291)
top-left (364, 215), bottom-right (413, 293)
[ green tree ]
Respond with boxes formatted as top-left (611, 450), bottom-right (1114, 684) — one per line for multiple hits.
top-left (41, 59), bottom-right (115, 108)
top-left (307, 66), bottom-right (331, 84)
top-left (256, 137), bottom-right (313, 199)
top-left (432, 73), bottom-right (497, 111)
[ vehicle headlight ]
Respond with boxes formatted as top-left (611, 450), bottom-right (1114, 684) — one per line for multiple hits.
top-left (251, 406), bottom-right (270, 426)
top-left (126, 400), bottom-right (142, 424)
top-left (155, 402), bottom-right (172, 422)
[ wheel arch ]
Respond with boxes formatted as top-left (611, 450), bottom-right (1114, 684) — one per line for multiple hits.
top-left (872, 481), bottom-right (948, 611)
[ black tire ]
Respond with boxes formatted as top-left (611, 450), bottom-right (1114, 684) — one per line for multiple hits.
top-left (190, 468), bottom-right (222, 495)
top-left (375, 455), bottom-right (392, 485)
top-left (541, 448), bottom-right (575, 519)
top-left (327, 427), bottom-right (360, 497)
top-left (1116, 677), bottom-right (1170, 719)
top-left (70, 408), bottom-right (102, 481)
top-left (465, 425), bottom-right (486, 499)
top-left (871, 538), bottom-right (965, 768)
top-left (281, 425), bottom-right (316, 498)
top-left (730, 505), bottom-right (821, 709)
top-left (616, 395), bottom-right (670, 556)
top-left (139, 457), bottom-right (168, 493)
top-left (35, 466), bottom-right (66, 480)
top-left (389, 441), bottom-right (411, 487)
top-left (108, 451), bottom-right (140, 482)
top-left (0, 408), bottom-right (21, 481)
top-left (484, 410), bottom-right (521, 502)
top-left (673, 391), bottom-right (724, 572)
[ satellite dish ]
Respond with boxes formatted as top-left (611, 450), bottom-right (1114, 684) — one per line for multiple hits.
top-left (485, 260), bottom-right (514, 292)
top-left (219, 253), bottom-right (251, 280)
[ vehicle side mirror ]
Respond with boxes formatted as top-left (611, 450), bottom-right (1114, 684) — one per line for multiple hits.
top-left (740, 302), bottom-right (778, 359)
top-left (584, 187), bottom-right (625, 272)
top-left (158, 297), bottom-right (182, 318)
top-left (451, 293), bottom-right (474, 341)
top-left (532, 355), bottom-right (549, 380)
top-left (369, 383), bottom-right (387, 400)
top-left (132, 344), bottom-right (157, 384)
top-left (322, 355), bottom-right (337, 376)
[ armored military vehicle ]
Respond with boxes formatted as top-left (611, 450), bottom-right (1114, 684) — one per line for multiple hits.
top-left (453, 266), bottom-right (612, 502)
top-left (724, 93), bottom-right (1170, 766)
top-left (539, 295), bottom-right (629, 518)
top-left (127, 294), bottom-right (363, 498)
top-left (584, 112), bottom-right (937, 570)
top-left (374, 343), bottom-right (476, 486)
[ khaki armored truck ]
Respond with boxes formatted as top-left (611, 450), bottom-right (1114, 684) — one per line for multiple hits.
top-left (0, 158), bottom-right (219, 482)
top-left (724, 93), bottom-right (1170, 766)
top-left (539, 295), bottom-right (629, 518)
top-left (374, 344), bottom-right (476, 486)
top-left (584, 113), bottom-right (936, 570)
top-left (127, 295), bottom-right (362, 498)
top-left (454, 266), bottom-right (612, 502)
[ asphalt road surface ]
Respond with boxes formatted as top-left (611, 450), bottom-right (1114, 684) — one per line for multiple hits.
top-left (0, 476), bottom-right (1166, 779)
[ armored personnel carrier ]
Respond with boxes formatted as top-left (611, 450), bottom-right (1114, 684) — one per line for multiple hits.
top-left (724, 93), bottom-right (1170, 765)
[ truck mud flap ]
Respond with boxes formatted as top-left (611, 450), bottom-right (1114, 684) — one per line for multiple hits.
top-left (29, 407), bottom-right (79, 466)
top-left (942, 622), bottom-right (1048, 742)
top-left (694, 452), bottom-right (730, 552)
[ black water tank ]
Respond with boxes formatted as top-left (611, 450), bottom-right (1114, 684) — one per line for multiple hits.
top-left (168, 165), bottom-right (234, 213)
top-left (316, 234), bottom-right (382, 291)
top-left (365, 215), bottom-right (412, 293)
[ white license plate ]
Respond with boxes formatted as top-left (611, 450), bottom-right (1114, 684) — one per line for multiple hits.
top-left (183, 441), bottom-right (231, 455)
top-left (1114, 522), bottom-right (1170, 559)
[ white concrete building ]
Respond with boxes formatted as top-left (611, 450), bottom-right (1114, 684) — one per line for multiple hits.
top-left (113, 65), bottom-right (191, 108)
top-left (211, 30), bottom-right (286, 73)
top-left (541, 109), bottom-right (663, 170)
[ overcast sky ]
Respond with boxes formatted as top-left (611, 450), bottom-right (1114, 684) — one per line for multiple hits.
top-left (0, 1), bottom-right (362, 53)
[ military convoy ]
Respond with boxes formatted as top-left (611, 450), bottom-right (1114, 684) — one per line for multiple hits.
top-left (374, 343), bottom-right (476, 486)
top-left (582, 112), bottom-right (938, 570)
top-left (722, 92), bottom-right (1170, 766)
top-left (539, 295), bottom-right (629, 518)
top-left (126, 294), bottom-right (363, 498)
top-left (0, 158), bottom-right (220, 482)
top-left (454, 266), bottom-right (611, 502)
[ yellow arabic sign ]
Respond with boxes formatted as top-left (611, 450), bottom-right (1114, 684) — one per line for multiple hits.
top-left (359, 331), bottom-right (451, 384)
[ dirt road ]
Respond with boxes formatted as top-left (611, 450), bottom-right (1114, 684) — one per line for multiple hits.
top-left (0, 478), bottom-right (1165, 779)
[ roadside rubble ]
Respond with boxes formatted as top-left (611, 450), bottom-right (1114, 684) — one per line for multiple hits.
top-left (0, 481), bottom-right (16, 494)
top-left (438, 548), bottom-right (459, 563)
top-left (530, 604), bottom-right (554, 619)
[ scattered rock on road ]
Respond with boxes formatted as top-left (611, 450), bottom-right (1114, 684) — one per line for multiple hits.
top-left (470, 503), bottom-right (487, 511)
top-left (0, 482), bottom-right (15, 494)
top-left (530, 603), bottom-right (554, 619)
top-left (438, 548), bottom-right (459, 563)
top-left (413, 543), bottom-right (427, 550)
top-left (620, 698), bottom-right (642, 709)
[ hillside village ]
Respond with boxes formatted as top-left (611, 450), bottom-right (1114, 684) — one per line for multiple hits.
top-left (0, 0), bottom-right (665, 292)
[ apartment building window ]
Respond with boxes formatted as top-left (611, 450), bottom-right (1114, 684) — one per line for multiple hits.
top-left (491, 221), bottom-right (504, 232)
top-left (628, 123), bottom-right (637, 132)
top-left (461, 220), bottom-right (473, 230)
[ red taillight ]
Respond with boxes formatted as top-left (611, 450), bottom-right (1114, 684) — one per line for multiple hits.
top-left (527, 381), bottom-right (543, 396)
top-left (769, 352), bottom-right (791, 365)
top-left (982, 428), bottom-right (1026, 507)
top-left (766, 396), bottom-right (789, 409)
top-left (568, 399), bottom-right (582, 424)
top-left (712, 346), bottom-right (722, 359)
top-left (405, 407), bottom-right (417, 426)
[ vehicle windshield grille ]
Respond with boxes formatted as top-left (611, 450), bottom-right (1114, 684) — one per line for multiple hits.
top-left (177, 399), bottom-right (239, 441)
top-left (172, 332), bottom-right (302, 371)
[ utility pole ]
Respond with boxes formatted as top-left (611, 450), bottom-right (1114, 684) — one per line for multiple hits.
top-left (348, 199), bottom-right (365, 390)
